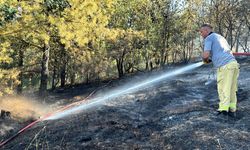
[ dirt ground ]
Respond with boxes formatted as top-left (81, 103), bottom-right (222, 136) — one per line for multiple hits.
top-left (1, 57), bottom-right (250, 150)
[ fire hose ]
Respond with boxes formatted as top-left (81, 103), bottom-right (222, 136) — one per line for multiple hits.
top-left (233, 52), bottom-right (250, 56)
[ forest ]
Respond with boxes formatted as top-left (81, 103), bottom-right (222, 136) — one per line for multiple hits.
top-left (0, 0), bottom-right (249, 96)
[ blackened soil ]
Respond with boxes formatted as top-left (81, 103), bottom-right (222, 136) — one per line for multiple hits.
top-left (1, 57), bottom-right (250, 150)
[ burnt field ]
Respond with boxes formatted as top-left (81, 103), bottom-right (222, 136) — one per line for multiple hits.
top-left (1, 57), bottom-right (250, 150)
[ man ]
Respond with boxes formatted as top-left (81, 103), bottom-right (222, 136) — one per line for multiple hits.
top-left (200, 23), bottom-right (240, 118)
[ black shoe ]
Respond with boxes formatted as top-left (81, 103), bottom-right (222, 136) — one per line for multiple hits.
top-left (216, 111), bottom-right (228, 116)
top-left (228, 111), bottom-right (236, 118)
top-left (216, 110), bottom-right (228, 122)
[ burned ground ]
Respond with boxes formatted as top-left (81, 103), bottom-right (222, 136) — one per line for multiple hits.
top-left (1, 57), bottom-right (250, 150)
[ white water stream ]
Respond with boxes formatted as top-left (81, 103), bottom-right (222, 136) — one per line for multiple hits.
top-left (46, 62), bottom-right (203, 120)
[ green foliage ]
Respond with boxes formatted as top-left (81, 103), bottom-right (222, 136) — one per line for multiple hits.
top-left (44, 0), bottom-right (70, 14)
top-left (0, 4), bottom-right (17, 26)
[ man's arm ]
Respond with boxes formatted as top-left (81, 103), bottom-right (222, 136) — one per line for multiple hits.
top-left (202, 51), bottom-right (211, 63)
top-left (203, 51), bottom-right (210, 59)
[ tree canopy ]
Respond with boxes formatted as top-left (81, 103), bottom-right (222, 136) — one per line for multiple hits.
top-left (0, 0), bottom-right (249, 96)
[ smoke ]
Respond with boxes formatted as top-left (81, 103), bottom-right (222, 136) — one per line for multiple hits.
top-left (0, 96), bottom-right (52, 122)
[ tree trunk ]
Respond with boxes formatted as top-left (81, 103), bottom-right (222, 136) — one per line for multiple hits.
top-left (116, 58), bottom-right (124, 78)
top-left (60, 66), bottom-right (66, 87)
top-left (17, 49), bottom-right (24, 94)
top-left (60, 44), bottom-right (67, 88)
top-left (70, 73), bottom-right (76, 85)
top-left (235, 22), bottom-right (243, 52)
top-left (150, 61), bottom-right (153, 70)
top-left (86, 71), bottom-right (90, 84)
top-left (229, 20), bottom-right (234, 50)
top-left (39, 44), bottom-right (50, 96)
top-left (70, 64), bottom-right (76, 85)
top-left (52, 62), bottom-right (57, 90)
top-left (160, 21), bottom-right (167, 67)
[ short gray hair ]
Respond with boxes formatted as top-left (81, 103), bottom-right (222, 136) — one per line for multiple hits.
top-left (201, 23), bottom-right (213, 29)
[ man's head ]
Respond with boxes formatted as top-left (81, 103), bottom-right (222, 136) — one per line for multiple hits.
top-left (199, 24), bottom-right (213, 38)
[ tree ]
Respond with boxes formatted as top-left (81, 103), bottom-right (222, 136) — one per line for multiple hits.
top-left (106, 29), bottom-right (144, 78)
top-left (47, 0), bottom-right (116, 84)
top-left (202, 0), bottom-right (249, 52)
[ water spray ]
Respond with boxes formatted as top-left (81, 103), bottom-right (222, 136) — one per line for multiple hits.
top-left (0, 61), bottom-right (203, 148)
top-left (46, 62), bottom-right (204, 120)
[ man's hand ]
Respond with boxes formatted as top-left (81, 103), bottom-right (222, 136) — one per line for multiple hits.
top-left (203, 58), bottom-right (212, 64)
top-left (202, 51), bottom-right (211, 64)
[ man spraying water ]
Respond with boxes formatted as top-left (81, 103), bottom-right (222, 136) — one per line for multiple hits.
top-left (200, 23), bottom-right (240, 119)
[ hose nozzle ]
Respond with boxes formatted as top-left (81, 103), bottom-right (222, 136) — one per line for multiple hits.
top-left (202, 58), bottom-right (212, 64)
